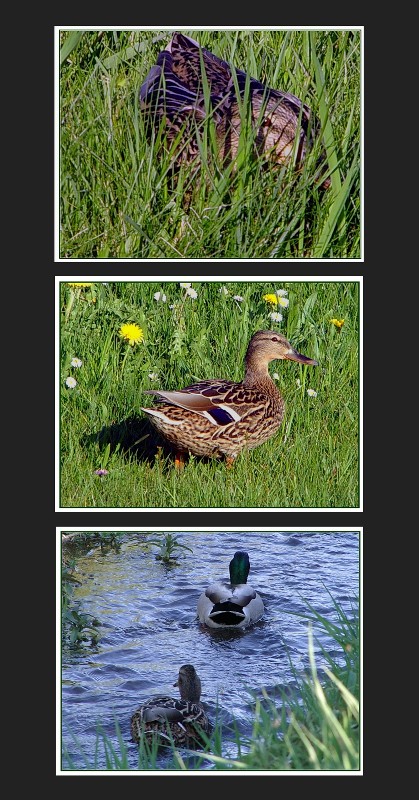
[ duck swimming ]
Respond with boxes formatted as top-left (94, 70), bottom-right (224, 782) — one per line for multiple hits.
top-left (198, 550), bottom-right (264, 629)
top-left (139, 31), bottom-right (330, 187)
top-left (141, 329), bottom-right (318, 467)
top-left (130, 664), bottom-right (211, 747)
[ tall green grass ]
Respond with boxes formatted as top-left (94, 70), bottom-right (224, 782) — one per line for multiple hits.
top-left (61, 596), bottom-right (360, 772)
top-left (59, 280), bottom-right (359, 508)
top-left (59, 29), bottom-right (361, 258)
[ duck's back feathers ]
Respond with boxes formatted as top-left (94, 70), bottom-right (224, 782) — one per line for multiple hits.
top-left (197, 551), bottom-right (264, 629)
top-left (204, 581), bottom-right (257, 606)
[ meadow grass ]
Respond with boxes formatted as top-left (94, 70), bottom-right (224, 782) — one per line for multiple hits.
top-left (59, 29), bottom-right (361, 259)
top-left (61, 595), bottom-right (360, 772)
top-left (59, 280), bottom-right (359, 508)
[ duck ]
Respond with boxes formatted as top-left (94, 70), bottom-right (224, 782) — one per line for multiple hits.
top-left (140, 329), bottom-right (318, 467)
top-left (139, 31), bottom-right (330, 188)
top-left (130, 664), bottom-right (211, 748)
top-left (198, 550), bottom-right (264, 629)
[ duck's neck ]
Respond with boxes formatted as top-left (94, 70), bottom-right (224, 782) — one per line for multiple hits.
top-left (180, 680), bottom-right (201, 704)
top-left (243, 360), bottom-right (276, 388)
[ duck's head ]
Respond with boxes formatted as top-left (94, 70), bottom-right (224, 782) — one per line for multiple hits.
top-left (245, 330), bottom-right (318, 368)
top-left (173, 664), bottom-right (202, 703)
top-left (229, 551), bottom-right (251, 585)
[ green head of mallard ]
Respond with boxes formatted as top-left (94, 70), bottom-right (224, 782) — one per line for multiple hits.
top-left (229, 551), bottom-right (251, 585)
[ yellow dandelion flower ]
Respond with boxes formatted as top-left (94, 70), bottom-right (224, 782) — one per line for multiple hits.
top-left (67, 282), bottom-right (93, 288)
top-left (263, 293), bottom-right (278, 305)
top-left (119, 323), bottom-right (144, 346)
top-left (330, 318), bottom-right (345, 330)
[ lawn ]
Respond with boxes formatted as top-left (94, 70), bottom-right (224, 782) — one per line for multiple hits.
top-left (58, 279), bottom-right (360, 508)
top-left (58, 29), bottom-right (361, 259)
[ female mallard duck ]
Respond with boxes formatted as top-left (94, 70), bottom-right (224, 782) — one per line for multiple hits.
top-left (198, 550), bottom-right (264, 629)
top-left (140, 31), bottom-right (330, 187)
top-left (130, 664), bottom-right (211, 747)
top-left (141, 329), bottom-right (318, 467)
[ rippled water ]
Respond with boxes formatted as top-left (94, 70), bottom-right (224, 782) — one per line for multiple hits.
top-left (60, 531), bottom-right (360, 772)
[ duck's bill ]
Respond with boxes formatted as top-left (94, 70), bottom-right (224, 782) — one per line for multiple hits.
top-left (285, 347), bottom-right (318, 366)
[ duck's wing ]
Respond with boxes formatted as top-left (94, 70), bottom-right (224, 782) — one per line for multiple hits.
top-left (143, 382), bottom-right (243, 426)
top-left (204, 581), bottom-right (257, 608)
top-left (204, 581), bottom-right (235, 603)
top-left (140, 50), bottom-right (208, 122)
top-left (143, 379), bottom-right (282, 428)
top-left (142, 704), bottom-right (184, 723)
top-left (230, 584), bottom-right (258, 608)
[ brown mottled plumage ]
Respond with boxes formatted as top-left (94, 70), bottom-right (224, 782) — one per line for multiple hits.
top-left (140, 330), bottom-right (318, 465)
top-left (139, 31), bottom-right (330, 187)
top-left (130, 664), bottom-right (211, 748)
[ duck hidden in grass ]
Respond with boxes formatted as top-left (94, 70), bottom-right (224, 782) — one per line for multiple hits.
top-left (139, 32), bottom-right (331, 189)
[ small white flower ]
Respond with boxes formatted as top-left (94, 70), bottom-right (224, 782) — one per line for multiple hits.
top-left (186, 287), bottom-right (198, 299)
top-left (296, 378), bottom-right (301, 389)
top-left (276, 296), bottom-right (289, 308)
top-left (307, 388), bottom-right (318, 398)
top-left (148, 372), bottom-right (158, 380)
top-left (269, 312), bottom-right (283, 322)
top-left (65, 377), bottom-right (77, 389)
top-left (219, 286), bottom-right (229, 295)
top-left (233, 295), bottom-right (244, 302)
top-left (179, 282), bottom-right (191, 289)
top-left (272, 372), bottom-right (280, 381)
top-left (169, 304), bottom-right (175, 310)
top-left (276, 289), bottom-right (288, 297)
top-left (70, 357), bottom-right (83, 368)
top-left (153, 291), bottom-right (167, 302)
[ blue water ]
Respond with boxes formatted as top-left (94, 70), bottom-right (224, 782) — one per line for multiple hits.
top-left (60, 530), bottom-right (360, 772)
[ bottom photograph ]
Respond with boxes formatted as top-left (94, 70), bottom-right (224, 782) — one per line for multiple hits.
top-left (58, 529), bottom-right (361, 775)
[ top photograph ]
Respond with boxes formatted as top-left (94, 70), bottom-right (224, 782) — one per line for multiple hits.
top-left (57, 27), bottom-right (362, 261)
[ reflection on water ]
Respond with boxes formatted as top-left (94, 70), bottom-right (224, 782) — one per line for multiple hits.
top-left (61, 531), bottom-right (360, 770)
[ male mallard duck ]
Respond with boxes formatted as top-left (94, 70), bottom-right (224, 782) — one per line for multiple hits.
top-left (141, 329), bottom-right (318, 466)
top-left (198, 550), bottom-right (264, 629)
top-left (130, 664), bottom-right (211, 747)
top-left (140, 31), bottom-right (330, 187)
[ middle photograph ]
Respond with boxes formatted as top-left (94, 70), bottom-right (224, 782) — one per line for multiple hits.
top-left (58, 278), bottom-right (360, 510)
